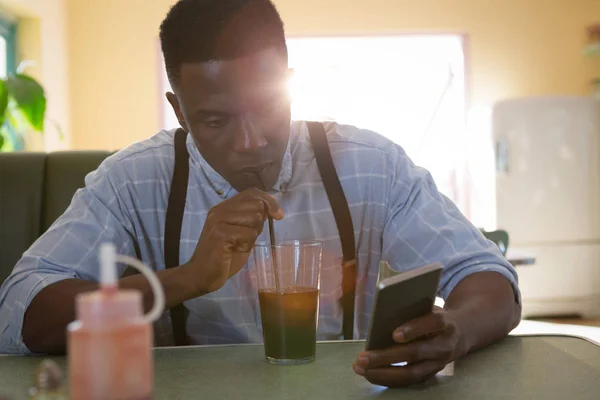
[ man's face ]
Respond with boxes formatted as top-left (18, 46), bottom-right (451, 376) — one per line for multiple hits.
top-left (167, 47), bottom-right (291, 192)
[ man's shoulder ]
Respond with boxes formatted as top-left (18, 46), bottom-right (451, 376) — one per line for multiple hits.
top-left (293, 120), bottom-right (406, 172)
top-left (293, 120), bottom-right (402, 157)
top-left (324, 121), bottom-right (397, 154)
top-left (88, 129), bottom-right (177, 186)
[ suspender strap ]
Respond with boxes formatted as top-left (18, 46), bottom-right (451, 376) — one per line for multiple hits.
top-left (164, 128), bottom-right (190, 346)
top-left (306, 121), bottom-right (357, 340)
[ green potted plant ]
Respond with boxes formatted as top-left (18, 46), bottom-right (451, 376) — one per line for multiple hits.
top-left (0, 72), bottom-right (46, 152)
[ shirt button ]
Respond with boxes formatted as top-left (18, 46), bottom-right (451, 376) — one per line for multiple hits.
top-left (216, 189), bottom-right (224, 196)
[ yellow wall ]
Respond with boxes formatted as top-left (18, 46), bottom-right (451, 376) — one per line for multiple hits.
top-left (589, 1), bottom-right (600, 81)
top-left (67, 0), bottom-right (599, 150)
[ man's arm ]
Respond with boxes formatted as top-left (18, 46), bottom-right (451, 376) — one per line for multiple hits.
top-left (354, 272), bottom-right (520, 387)
top-left (19, 184), bottom-right (284, 354)
top-left (379, 144), bottom-right (521, 322)
top-left (444, 271), bottom-right (521, 359)
top-left (0, 144), bottom-right (283, 355)
top-left (0, 156), bottom-right (141, 354)
top-left (353, 144), bottom-right (521, 387)
top-left (22, 264), bottom-right (199, 354)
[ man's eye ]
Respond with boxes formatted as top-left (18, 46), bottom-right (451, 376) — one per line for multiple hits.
top-left (204, 117), bottom-right (229, 128)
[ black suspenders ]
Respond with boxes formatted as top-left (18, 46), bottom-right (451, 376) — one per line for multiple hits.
top-left (306, 122), bottom-right (357, 341)
top-left (164, 123), bottom-right (357, 345)
top-left (163, 128), bottom-right (190, 346)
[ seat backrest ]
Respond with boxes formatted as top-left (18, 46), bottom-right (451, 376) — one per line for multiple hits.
top-left (41, 151), bottom-right (110, 232)
top-left (0, 153), bottom-right (46, 284)
top-left (0, 151), bottom-right (111, 285)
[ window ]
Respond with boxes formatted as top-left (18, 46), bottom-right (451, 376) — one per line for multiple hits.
top-left (0, 14), bottom-right (16, 78)
top-left (286, 35), bottom-right (467, 213)
top-left (160, 35), bottom-right (494, 224)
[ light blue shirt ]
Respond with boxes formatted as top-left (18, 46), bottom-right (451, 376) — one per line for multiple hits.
top-left (0, 121), bottom-right (520, 354)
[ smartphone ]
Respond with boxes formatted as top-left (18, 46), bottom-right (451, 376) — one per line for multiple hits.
top-left (365, 263), bottom-right (443, 351)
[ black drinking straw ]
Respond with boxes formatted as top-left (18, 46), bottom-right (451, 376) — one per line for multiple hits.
top-left (256, 173), bottom-right (280, 291)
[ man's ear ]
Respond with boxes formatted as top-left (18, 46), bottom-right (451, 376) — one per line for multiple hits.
top-left (166, 92), bottom-right (190, 132)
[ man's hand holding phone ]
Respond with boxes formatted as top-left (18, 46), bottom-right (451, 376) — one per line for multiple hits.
top-left (353, 306), bottom-right (461, 387)
top-left (355, 263), bottom-right (458, 388)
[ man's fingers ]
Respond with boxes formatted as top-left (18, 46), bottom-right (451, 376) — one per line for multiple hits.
top-left (393, 310), bottom-right (447, 343)
top-left (214, 223), bottom-right (261, 251)
top-left (215, 188), bottom-right (284, 220)
top-left (359, 360), bottom-right (446, 388)
top-left (217, 211), bottom-right (267, 231)
top-left (228, 252), bottom-right (251, 277)
top-left (357, 336), bottom-right (451, 369)
top-left (222, 199), bottom-right (267, 214)
top-left (243, 188), bottom-right (284, 219)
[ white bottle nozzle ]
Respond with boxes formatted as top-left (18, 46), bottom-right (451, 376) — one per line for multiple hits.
top-left (99, 243), bottom-right (117, 288)
top-left (98, 242), bottom-right (165, 323)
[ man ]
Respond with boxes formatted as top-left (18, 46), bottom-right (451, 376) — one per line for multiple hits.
top-left (0, 0), bottom-right (520, 388)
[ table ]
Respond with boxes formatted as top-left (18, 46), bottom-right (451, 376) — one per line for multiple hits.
top-left (1, 336), bottom-right (599, 399)
top-left (506, 248), bottom-right (536, 266)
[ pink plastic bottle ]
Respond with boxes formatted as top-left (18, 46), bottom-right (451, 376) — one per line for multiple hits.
top-left (67, 243), bottom-right (165, 400)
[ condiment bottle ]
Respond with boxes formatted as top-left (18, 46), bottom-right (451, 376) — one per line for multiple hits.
top-left (67, 243), bottom-right (165, 400)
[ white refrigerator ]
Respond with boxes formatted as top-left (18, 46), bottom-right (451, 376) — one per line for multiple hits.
top-left (492, 96), bottom-right (600, 318)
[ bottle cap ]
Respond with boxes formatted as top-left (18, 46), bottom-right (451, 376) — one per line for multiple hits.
top-left (99, 243), bottom-right (117, 288)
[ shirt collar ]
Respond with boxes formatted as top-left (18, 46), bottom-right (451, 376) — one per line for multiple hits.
top-left (185, 124), bottom-right (296, 196)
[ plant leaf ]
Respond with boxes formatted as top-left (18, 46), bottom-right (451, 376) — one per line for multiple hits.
top-left (4, 74), bottom-right (46, 132)
top-left (0, 80), bottom-right (8, 128)
top-left (0, 130), bottom-right (4, 150)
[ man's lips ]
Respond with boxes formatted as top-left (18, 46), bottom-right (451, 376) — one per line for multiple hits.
top-left (238, 162), bottom-right (273, 176)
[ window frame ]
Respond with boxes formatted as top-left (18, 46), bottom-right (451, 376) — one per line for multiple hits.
top-left (0, 14), bottom-right (17, 76)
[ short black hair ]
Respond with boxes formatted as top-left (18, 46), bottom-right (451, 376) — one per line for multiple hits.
top-left (160, 0), bottom-right (287, 85)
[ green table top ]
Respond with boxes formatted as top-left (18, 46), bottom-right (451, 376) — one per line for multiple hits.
top-left (1, 335), bottom-right (599, 399)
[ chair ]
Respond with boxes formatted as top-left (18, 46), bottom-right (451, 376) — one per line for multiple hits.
top-left (480, 229), bottom-right (509, 256)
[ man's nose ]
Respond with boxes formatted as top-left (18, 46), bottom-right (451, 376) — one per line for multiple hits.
top-left (233, 116), bottom-right (267, 152)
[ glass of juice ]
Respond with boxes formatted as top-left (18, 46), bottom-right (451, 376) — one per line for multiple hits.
top-left (253, 240), bottom-right (322, 365)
